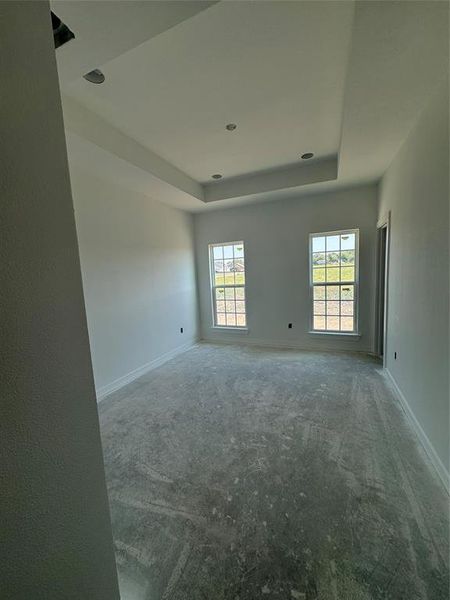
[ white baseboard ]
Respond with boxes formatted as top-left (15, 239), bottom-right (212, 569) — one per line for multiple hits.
top-left (384, 368), bottom-right (449, 493)
top-left (200, 335), bottom-right (372, 355)
top-left (96, 340), bottom-right (197, 402)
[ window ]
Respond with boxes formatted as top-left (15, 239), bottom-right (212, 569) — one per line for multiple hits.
top-left (209, 241), bottom-right (246, 328)
top-left (310, 229), bottom-right (359, 333)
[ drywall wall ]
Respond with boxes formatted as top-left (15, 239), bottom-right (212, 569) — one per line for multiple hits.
top-left (378, 79), bottom-right (449, 476)
top-left (70, 168), bottom-right (198, 397)
top-left (0, 2), bottom-right (120, 598)
top-left (194, 185), bottom-right (378, 352)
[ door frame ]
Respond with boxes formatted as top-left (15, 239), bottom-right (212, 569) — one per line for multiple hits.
top-left (375, 211), bottom-right (390, 367)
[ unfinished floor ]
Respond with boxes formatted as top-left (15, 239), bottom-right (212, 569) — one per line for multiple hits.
top-left (99, 344), bottom-right (449, 600)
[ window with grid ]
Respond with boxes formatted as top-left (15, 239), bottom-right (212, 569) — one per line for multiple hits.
top-left (209, 242), bottom-right (246, 328)
top-left (310, 229), bottom-right (359, 333)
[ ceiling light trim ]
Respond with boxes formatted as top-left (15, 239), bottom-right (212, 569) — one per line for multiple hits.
top-left (83, 69), bottom-right (105, 84)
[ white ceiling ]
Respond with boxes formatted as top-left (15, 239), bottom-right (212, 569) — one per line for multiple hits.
top-left (64, 1), bottom-right (354, 182)
top-left (56, 0), bottom-right (449, 212)
top-left (339, 0), bottom-right (449, 183)
top-left (52, 0), bottom-right (217, 85)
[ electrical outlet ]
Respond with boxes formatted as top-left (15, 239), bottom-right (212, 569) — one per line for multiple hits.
top-left (288, 323), bottom-right (293, 329)
top-left (180, 327), bottom-right (184, 334)
top-left (394, 351), bottom-right (397, 360)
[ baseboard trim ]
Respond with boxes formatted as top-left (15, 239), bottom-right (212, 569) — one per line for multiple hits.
top-left (200, 335), bottom-right (372, 355)
top-left (384, 368), bottom-right (449, 493)
top-left (96, 340), bottom-right (197, 402)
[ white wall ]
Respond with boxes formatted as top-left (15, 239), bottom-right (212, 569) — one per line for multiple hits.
top-left (1, 2), bottom-right (120, 597)
top-left (379, 80), bottom-right (449, 475)
top-left (194, 185), bottom-right (378, 352)
top-left (70, 168), bottom-right (198, 397)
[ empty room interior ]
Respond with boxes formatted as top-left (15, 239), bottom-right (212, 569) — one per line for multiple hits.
top-left (3, 1), bottom-right (450, 599)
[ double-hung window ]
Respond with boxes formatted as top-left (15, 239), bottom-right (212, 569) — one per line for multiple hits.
top-left (209, 242), bottom-right (246, 328)
top-left (310, 229), bottom-right (359, 333)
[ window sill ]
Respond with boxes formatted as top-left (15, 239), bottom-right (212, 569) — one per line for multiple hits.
top-left (211, 326), bottom-right (249, 332)
top-left (308, 330), bottom-right (361, 338)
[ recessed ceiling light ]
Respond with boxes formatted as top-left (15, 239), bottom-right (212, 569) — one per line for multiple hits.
top-left (226, 123), bottom-right (237, 131)
top-left (211, 174), bottom-right (223, 179)
top-left (301, 152), bottom-right (314, 160)
top-left (83, 69), bottom-right (105, 84)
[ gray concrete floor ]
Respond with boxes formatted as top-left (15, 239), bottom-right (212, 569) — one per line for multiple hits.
top-left (99, 343), bottom-right (449, 600)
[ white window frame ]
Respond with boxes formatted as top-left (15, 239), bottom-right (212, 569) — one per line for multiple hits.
top-left (209, 241), bottom-right (247, 330)
top-left (309, 228), bottom-right (360, 335)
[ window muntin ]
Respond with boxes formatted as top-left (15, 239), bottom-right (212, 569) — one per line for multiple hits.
top-left (310, 230), bottom-right (359, 333)
top-left (209, 242), bottom-right (246, 328)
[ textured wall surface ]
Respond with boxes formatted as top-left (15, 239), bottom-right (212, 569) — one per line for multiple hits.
top-left (70, 168), bottom-right (198, 396)
top-left (378, 79), bottom-right (449, 473)
top-left (0, 3), bottom-right (120, 598)
top-left (194, 185), bottom-right (378, 352)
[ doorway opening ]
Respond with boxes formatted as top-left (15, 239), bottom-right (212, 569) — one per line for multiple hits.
top-left (376, 216), bottom-right (390, 365)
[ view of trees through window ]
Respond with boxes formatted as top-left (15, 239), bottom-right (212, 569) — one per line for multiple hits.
top-left (209, 242), bottom-right (246, 327)
top-left (310, 230), bottom-right (358, 332)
